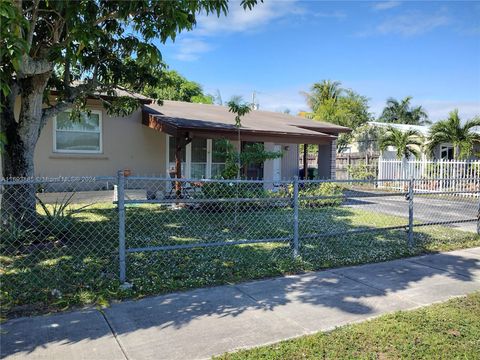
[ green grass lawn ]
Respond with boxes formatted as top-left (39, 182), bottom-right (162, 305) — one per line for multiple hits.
top-left (216, 292), bottom-right (480, 360)
top-left (1, 202), bottom-right (479, 319)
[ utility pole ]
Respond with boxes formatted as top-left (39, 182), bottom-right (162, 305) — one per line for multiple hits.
top-left (251, 91), bottom-right (258, 110)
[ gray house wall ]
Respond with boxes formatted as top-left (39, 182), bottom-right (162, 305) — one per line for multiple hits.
top-left (317, 140), bottom-right (336, 179)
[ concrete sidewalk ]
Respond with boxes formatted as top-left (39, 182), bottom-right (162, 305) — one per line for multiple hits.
top-left (2, 248), bottom-right (480, 360)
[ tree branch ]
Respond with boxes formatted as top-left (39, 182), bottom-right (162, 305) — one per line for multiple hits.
top-left (18, 56), bottom-right (52, 77)
top-left (26, 0), bottom-right (40, 48)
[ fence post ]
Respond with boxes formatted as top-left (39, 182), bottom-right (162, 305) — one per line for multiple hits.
top-left (292, 176), bottom-right (299, 258)
top-left (408, 178), bottom-right (414, 247)
top-left (477, 196), bottom-right (480, 235)
top-left (117, 170), bottom-right (127, 283)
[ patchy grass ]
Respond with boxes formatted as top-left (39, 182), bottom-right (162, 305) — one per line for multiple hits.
top-left (1, 202), bottom-right (479, 319)
top-left (216, 292), bottom-right (480, 360)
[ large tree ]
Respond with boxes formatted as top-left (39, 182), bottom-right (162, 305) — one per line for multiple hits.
top-left (0, 0), bottom-right (258, 219)
top-left (379, 127), bottom-right (423, 160)
top-left (427, 109), bottom-right (480, 160)
top-left (379, 96), bottom-right (431, 125)
top-left (306, 82), bottom-right (372, 153)
top-left (142, 69), bottom-right (214, 104)
top-left (303, 80), bottom-right (343, 113)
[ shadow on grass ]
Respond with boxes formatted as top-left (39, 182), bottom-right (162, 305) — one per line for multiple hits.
top-left (1, 203), bottom-right (479, 358)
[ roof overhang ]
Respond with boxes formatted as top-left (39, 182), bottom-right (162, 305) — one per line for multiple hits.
top-left (142, 109), bottom-right (338, 145)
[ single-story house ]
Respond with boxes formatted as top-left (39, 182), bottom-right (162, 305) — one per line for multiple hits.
top-left (4, 93), bottom-right (350, 184)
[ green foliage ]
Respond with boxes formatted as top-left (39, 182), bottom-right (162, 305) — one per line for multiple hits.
top-left (353, 124), bottom-right (385, 154)
top-left (197, 182), bottom-right (270, 212)
top-left (143, 70), bottom-right (213, 103)
top-left (427, 109), bottom-right (480, 160)
top-left (379, 126), bottom-right (423, 159)
top-left (36, 193), bottom-right (91, 239)
top-left (304, 80), bottom-right (343, 113)
top-left (0, 131), bottom-right (7, 153)
top-left (297, 183), bottom-right (344, 207)
top-left (347, 161), bottom-right (377, 180)
top-left (191, 94), bottom-right (215, 104)
top-left (379, 96), bottom-right (431, 125)
top-left (0, 1), bottom-right (28, 99)
top-left (213, 139), bottom-right (283, 180)
top-left (0, 214), bottom-right (33, 249)
top-left (304, 81), bottom-right (372, 152)
top-left (227, 98), bottom-right (252, 128)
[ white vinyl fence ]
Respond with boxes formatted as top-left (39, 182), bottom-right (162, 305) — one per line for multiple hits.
top-left (378, 158), bottom-right (480, 195)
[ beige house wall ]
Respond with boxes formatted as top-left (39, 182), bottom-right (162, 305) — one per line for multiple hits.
top-left (263, 143), bottom-right (298, 182)
top-left (33, 101), bottom-right (167, 177)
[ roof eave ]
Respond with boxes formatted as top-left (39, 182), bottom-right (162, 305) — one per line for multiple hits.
top-left (143, 112), bottom-right (337, 144)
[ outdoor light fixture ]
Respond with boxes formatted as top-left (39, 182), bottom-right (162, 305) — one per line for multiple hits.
top-left (284, 145), bottom-right (290, 151)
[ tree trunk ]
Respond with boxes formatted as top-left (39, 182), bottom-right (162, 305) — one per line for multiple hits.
top-left (1, 73), bottom-right (50, 225)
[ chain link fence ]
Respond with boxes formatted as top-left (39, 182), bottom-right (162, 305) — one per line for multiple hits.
top-left (1, 174), bottom-right (479, 316)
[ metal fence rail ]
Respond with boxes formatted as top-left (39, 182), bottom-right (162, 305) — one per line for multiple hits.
top-left (1, 173), bottom-right (479, 313)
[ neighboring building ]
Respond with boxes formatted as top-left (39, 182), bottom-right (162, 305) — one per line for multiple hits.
top-left (5, 95), bottom-right (350, 182)
top-left (346, 121), bottom-right (480, 161)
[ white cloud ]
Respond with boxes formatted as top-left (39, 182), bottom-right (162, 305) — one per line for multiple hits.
top-left (195, 0), bottom-right (302, 36)
top-left (173, 38), bottom-right (213, 62)
top-left (314, 11), bottom-right (346, 19)
top-left (371, 1), bottom-right (402, 11)
top-left (172, 0), bottom-right (302, 61)
top-left (358, 10), bottom-right (451, 37)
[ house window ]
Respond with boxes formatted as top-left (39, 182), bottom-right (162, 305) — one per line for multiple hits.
top-left (211, 139), bottom-right (226, 178)
top-left (54, 110), bottom-right (102, 153)
top-left (191, 138), bottom-right (207, 179)
top-left (166, 137), bottom-right (227, 179)
top-left (440, 145), bottom-right (454, 160)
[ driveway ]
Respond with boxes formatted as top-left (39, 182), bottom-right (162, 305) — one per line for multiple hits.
top-left (2, 247), bottom-right (479, 360)
top-left (344, 189), bottom-right (478, 233)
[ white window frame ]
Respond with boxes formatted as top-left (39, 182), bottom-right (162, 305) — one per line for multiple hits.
top-left (440, 144), bottom-right (454, 160)
top-left (166, 136), bottom-right (226, 179)
top-left (53, 109), bottom-right (103, 154)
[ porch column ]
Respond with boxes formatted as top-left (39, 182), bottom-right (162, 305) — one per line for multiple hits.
top-left (175, 136), bottom-right (182, 196)
top-left (302, 144), bottom-right (308, 180)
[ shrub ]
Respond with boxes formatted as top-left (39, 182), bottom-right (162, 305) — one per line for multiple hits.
top-left (36, 193), bottom-right (91, 241)
top-left (298, 182), bottom-right (344, 207)
top-left (196, 182), bottom-right (271, 212)
top-left (0, 214), bottom-right (33, 250)
top-left (347, 161), bottom-right (376, 180)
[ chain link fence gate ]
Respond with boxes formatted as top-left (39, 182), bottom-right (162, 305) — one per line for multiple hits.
top-left (1, 173), bottom-right (479, 315)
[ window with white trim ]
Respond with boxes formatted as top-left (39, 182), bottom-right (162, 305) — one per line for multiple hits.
top-left (440, 145), bottom-right (454, 160)
top-left (211, 139), bottom-right (226, 178)
top-left (54, 110), bottom-right (102, 153)
top-left (166, 136), bottom-right (227, 179)
top-left (191, 138), bottom-right (208, 179)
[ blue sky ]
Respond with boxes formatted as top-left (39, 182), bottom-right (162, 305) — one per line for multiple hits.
top-left (156, 0), bottom-right (480, 121)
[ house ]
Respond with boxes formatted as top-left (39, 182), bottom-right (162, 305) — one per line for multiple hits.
top-left (6, 93), bottom-right (350, 183)
top-left (345, 121), bottom-right (480, 161)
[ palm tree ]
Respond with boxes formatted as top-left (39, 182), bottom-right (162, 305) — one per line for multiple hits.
top-left (427, 109), bottom-right (480, 160)
top-left (379, 96), bottom-right (431, 125)
top-left (304, 80), bottom-right (343, 113)
top-left (379, 127), bottom-right (423, 160)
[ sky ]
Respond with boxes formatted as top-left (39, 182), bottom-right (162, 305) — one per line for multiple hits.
top-left (155, 0), bottom-right (480, 122)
